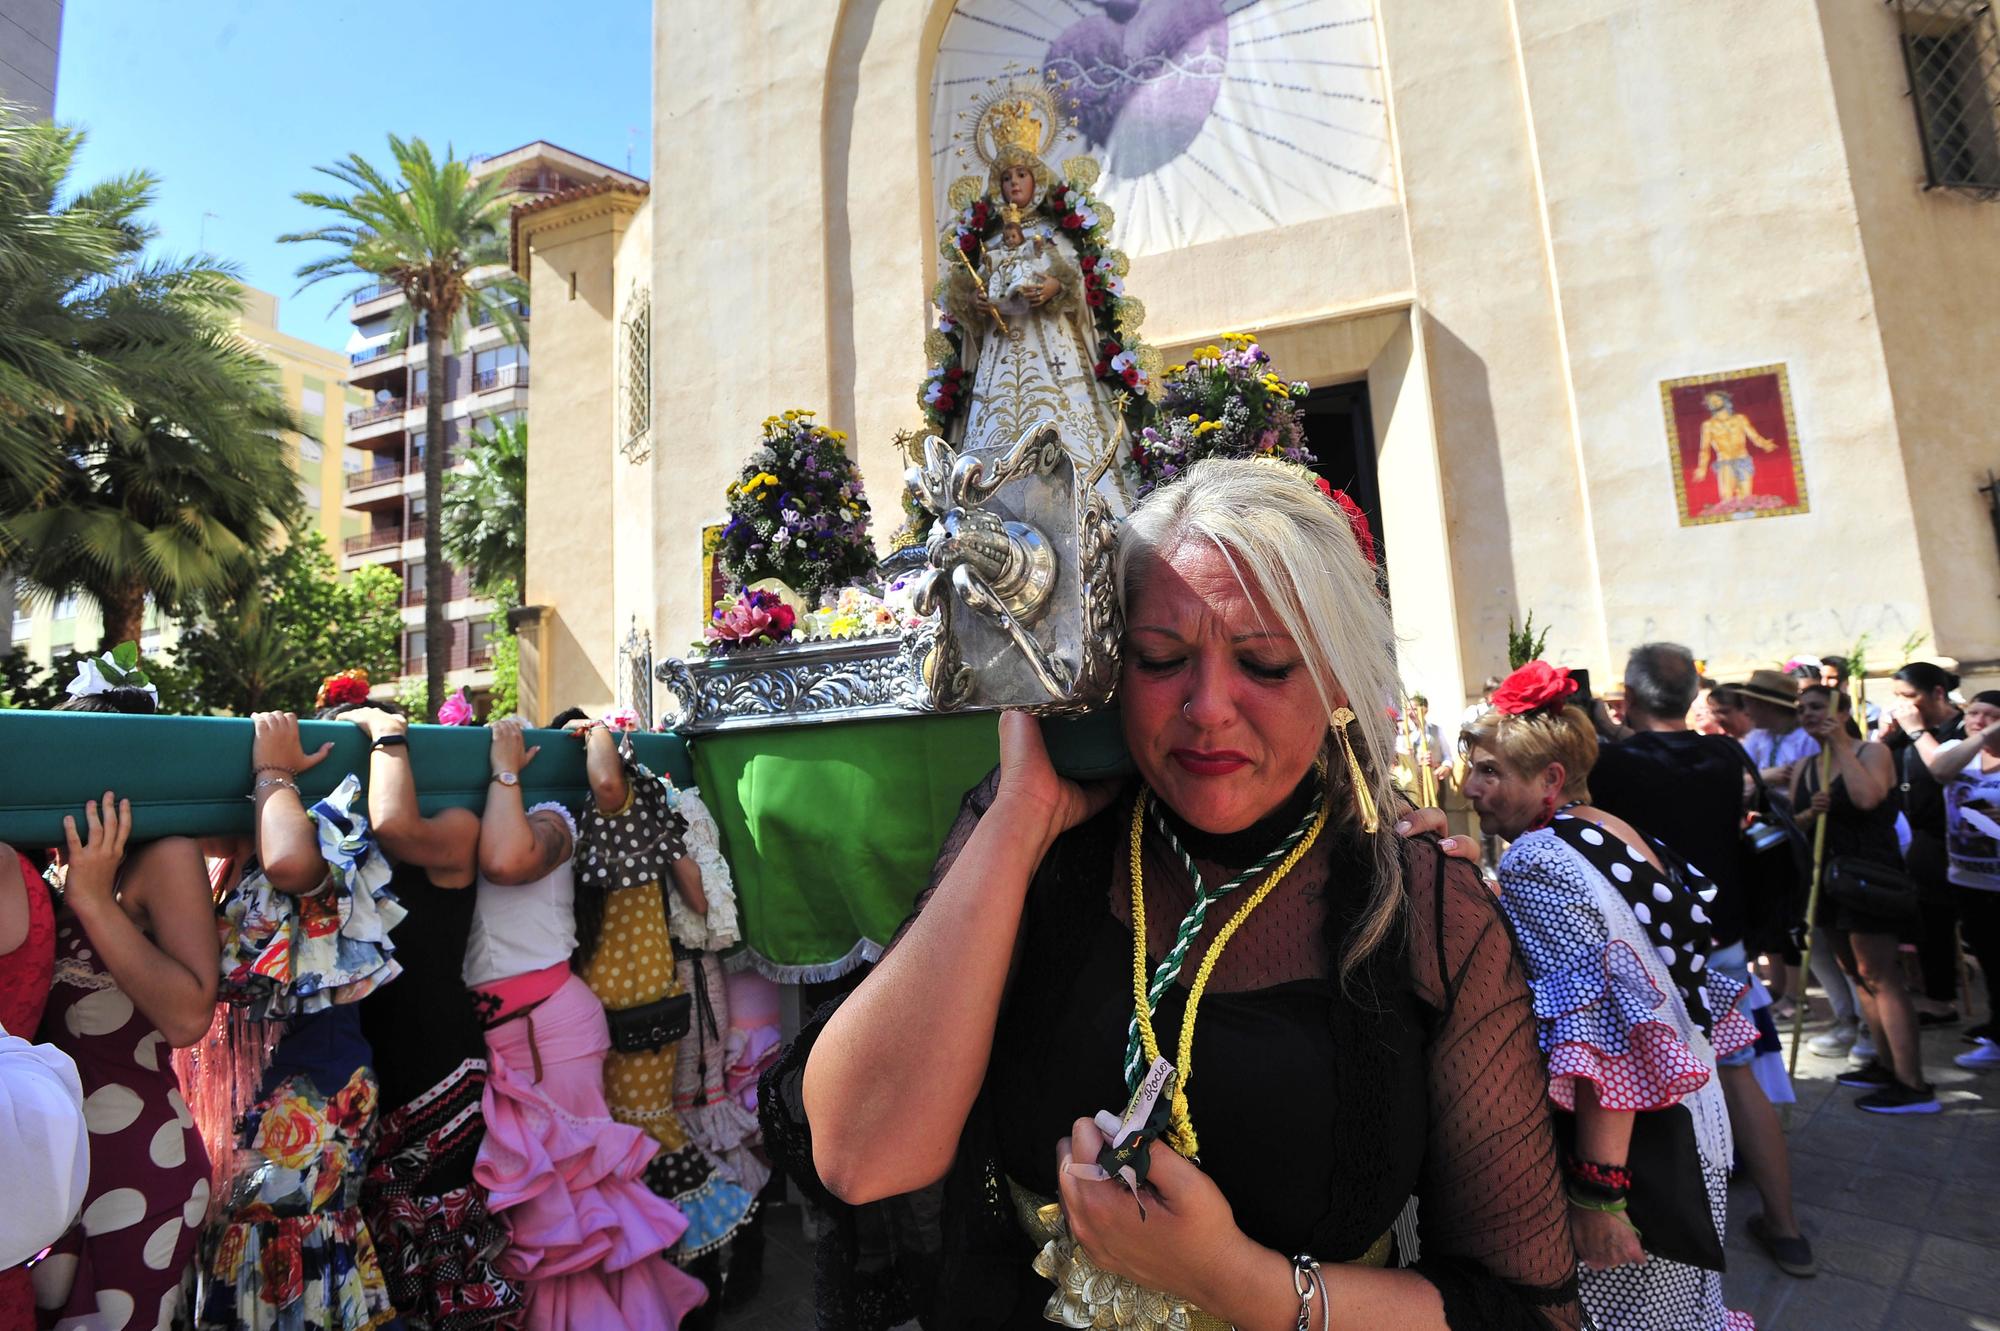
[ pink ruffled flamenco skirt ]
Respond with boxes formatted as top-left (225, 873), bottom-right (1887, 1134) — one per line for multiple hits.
top-left (475, 973), bottom-right (707, 1330)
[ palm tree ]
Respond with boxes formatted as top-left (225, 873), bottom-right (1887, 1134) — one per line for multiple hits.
top-left (283, 135), bottom-right (525, 714)
top-left (441, 415), bottom-right (526, 601)
top-left (2, 300), bottom-right (303, 645)
top-left (0, 104), bottom-right (276, 514)
top-left (1, 104), bottom-right (306, 646)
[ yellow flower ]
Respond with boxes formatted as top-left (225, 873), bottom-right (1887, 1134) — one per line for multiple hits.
top-left (783, 409), bottom-right (799, 420)
top-left (252, 1093), bottom-right (331, 1172)
top-left (826, 612), bottom-right (863, 639)
top-left (1195, 420), bottom-right (1222, 436)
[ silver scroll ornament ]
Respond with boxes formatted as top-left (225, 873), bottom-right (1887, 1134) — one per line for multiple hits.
top-left (899, 420), bottom-right (1120, 714)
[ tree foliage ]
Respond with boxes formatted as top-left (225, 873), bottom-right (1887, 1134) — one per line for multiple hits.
top-left (172, 530), bottom-right (402, 715)
top-left (0, 104), bottom-right (304, 645)
top-left (283, 135), bottom-right (526, 713)
top-left (442, 417), bottom-right (525, 602)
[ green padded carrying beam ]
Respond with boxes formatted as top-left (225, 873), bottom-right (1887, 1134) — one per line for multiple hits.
top-left (0, 712), bottom-right (694, 846)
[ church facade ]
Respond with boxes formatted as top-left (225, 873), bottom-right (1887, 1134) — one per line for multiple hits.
top-left (513, 0), bottom-right (2000, 721)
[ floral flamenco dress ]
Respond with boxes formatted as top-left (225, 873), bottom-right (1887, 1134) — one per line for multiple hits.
top-left (573, 768), bottom-right (758, 1259)
top-left (1497, 813), bottom-right (1758, 1331)
top-left (198, 775), bottom-right (400, 1331)
top-left (34, 891), bottom-right (212, 1331)
top-left (1, 852), bottom-right (55, 1331)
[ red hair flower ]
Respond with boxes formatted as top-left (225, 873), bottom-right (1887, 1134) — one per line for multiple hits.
top-left (1322, 484), bottom-right (1377, 566)
top-left (315, 669), bottom-right (371, 709)
top-left (1491, 661), bottom-right (1579, 716)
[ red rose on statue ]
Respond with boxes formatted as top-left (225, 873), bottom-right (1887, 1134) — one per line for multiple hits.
top-left (1491, 661), bottom-right (1579, 716)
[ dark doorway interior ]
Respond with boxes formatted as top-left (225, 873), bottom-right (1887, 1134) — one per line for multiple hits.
top-left (1298, 380), bottom-right (1384, 575)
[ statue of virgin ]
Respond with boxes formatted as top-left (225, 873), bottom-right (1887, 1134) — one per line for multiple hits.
top-left (932, 77), bottom-right (1148, 515)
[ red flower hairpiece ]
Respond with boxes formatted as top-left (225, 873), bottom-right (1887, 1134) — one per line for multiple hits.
top-left (1491, 661), bottom-right (1578, 716)
top-left (1326, 485), bottom-right (1377, 566)
top-left (315, 669), bottom-right (371, 709)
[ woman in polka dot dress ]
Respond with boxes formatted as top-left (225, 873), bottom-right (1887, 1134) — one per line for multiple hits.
top-left (33, 796), bottom-right (219, 1331)
top-left (0, 843), bottom-right (57, 1331)
top-left (1464, 664), bottom-right (1758, 1331)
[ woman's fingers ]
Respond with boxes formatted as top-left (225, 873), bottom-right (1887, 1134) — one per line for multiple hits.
top-left (110, 798), bottom-right (132, 859)
top-left (62, 814), bottom-right (81, 861)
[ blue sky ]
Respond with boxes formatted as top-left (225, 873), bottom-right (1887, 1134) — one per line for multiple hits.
top-left (55, 0), bottom-right (651, 350)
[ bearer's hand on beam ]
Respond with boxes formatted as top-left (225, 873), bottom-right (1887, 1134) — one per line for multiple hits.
top-left (252, 711), bottom-right (333, 776)
top-left (489, 717), bottom-right (539, 779)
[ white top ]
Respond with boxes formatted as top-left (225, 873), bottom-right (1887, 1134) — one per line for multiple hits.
top-left (463, 803), bottom-right (580, 987)
top-left (0, 1025), bottom-right (91, 1267)
top-left (1939, 739), bottom-right (2000, 891)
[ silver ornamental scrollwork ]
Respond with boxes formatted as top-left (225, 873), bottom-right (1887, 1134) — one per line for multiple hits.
top-left (654, 637), bottom-right (913, 733)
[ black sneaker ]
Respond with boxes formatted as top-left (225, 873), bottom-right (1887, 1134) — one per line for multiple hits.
top-left (1856, 1081), bottom-right (1940, 1114)
top-left (1964, 1020), bottom-right (1994, 1045)
top-left (1836, 1061), bottom-right (1895, 1089)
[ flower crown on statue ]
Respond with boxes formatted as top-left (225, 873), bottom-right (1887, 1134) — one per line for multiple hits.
top-left (1491, 661), bottom-right (1580, 717)
top-left (316, 668), bottom-right (371, 709)
top-left (66, 642), bottom-right (157, 705)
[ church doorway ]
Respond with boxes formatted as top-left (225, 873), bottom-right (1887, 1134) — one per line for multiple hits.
top-left (1299, 380), bottom-right (1384, 575)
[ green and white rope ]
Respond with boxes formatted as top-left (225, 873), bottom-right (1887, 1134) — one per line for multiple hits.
top-left (1123, 783), bottom-right (1322, 1090)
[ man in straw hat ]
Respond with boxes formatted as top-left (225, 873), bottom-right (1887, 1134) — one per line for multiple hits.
top-left (1737, 668), bottom-right (1821, 793)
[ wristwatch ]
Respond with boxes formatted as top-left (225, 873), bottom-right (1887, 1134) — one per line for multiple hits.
top-left (491, 770), bottom-right (520, 787)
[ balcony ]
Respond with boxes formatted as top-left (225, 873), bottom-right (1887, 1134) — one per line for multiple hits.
top-left (404, 570), bottom-right (472, 607)
top-left (349, 341), bottom-right (399, 368)
top-left (344, 518), bottom-right (426, 556)
top-left (345, 460), bottom-right (405, 493)
top-left (347, 398), bottom-right (405, 429)
top-left (352, 279), bottom-right (401, 305)
top-left (471, 364), bottom-right (528, 393)
top-left (402, 642), bottom-right (494, 678)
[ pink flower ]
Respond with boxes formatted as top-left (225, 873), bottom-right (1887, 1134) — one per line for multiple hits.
top-left (436, 688), bottom-right (474, 726)
top-left (705, 590), bottom-right (797, 646)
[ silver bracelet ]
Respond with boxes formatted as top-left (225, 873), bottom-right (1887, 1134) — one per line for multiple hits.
top-left (1291, 1255), bottom-right (1325, 1331)
top-left (249, 776), bottom-right (298, 799)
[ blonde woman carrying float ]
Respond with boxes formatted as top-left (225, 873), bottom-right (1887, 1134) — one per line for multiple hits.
top-left (766, 459), bottom-right (1583, 1330)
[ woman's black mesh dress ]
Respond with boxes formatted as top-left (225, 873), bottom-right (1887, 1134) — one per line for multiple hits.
top-left (762, 773), bottom-right (1581, 1330)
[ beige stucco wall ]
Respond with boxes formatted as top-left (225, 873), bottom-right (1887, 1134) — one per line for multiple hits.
top-left (520, 192), bottom-right (645, 720)
top-left (1821, 0), bottom-right (2000, 669)
top-left (604, 0), bottom-right (2000, 717)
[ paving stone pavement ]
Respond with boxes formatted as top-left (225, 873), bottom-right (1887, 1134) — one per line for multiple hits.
top-left (1719, 999), bottom-right (1999, 1331)
top-left (721, 1005), bottom-right (1997, 1330)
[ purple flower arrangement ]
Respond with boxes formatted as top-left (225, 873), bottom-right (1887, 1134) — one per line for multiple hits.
top-left (1128, 333), bottom-right (1316, 499)
top-left (715, 410), bottom-right (876, 602)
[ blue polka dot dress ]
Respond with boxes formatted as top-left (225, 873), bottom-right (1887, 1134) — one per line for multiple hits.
top-left (1497, 815), bottom-right (1756, 1331)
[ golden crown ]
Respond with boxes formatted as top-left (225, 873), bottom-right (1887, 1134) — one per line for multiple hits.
top-left (959, 72), bottom-right (1067, 170)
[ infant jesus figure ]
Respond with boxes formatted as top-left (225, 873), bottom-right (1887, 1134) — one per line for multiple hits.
top-left (984, 202), bottom-right (1057, 322)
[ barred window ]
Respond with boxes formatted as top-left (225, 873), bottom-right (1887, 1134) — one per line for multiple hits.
top-left (621, 282), bottom-right (652, 463)
top-left (1893, 0), bottom-right (2000, 198)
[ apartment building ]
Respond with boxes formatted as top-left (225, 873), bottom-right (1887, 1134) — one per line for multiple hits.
top-left (339, 141), bottom-right (642, 694)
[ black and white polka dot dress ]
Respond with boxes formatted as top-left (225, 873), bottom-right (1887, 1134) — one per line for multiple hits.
top-left (1497, 816), bottom-right (1755, 1331)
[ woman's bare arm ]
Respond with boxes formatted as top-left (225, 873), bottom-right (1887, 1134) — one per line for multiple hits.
top-left (581, 725), bottom-right (630, 814)
top-left (65, 807), bottom-right (216, 1048)
top-left (479, 719), bottom-right (571, 885)
top-left (803, 713), bottom-right (1114, 1204)
top-left (668, 855), bottom-right (708, 918)
top-left (346, 708), bottom-right (479, 887)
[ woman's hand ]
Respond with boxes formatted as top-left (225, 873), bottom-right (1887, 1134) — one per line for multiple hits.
top-left (61, 793), bottom-right (132, 917)
top-left (252, 711), bottom-right (333, 775)
top-left (1809, 790), bottom-right (1832, 816)
top-left (1888, 698), bottom-right (1925, 738)
top-left (489, 717), bottom-right (540, 777)
top-left (1394, 807), bottom-right (1480, 862)
top-left (342, 706), bottom-right (407, 742)
top-left (996, 712), bottom-right (1118, 847)
top-left (1055, 1117), bottom-right (1247, 1308)
top-left (1571, 1205), bottom-right (1646, 1271)
top-left (1801, 709), bottom-right (1839, 743)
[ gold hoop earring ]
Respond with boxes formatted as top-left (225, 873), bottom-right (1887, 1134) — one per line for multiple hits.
top-left (1329, 706), bottom-right (1380, 835)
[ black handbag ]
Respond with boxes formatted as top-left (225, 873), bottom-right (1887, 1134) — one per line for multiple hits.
top-left (606, 992), bottom-right (693, 1053)
top-left (1823, 856), bottom-right (1920, 919)
top-left (1730, 744), bottom-right (1810, 950)
top-left (1552, 1104), bottom-right (1727, 1272)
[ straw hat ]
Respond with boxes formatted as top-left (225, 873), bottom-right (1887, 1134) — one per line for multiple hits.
top-left (1734, 668), bottom-right (1800, 709)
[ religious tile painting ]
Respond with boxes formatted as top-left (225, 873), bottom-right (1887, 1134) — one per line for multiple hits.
top-left (1659, 364), bottom-right (1809, 526)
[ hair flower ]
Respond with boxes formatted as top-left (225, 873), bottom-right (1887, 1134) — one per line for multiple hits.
top-left (315, 668), bottom-right (371, 709)
top-left (1490, 661), bottom-right (1579, 716)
